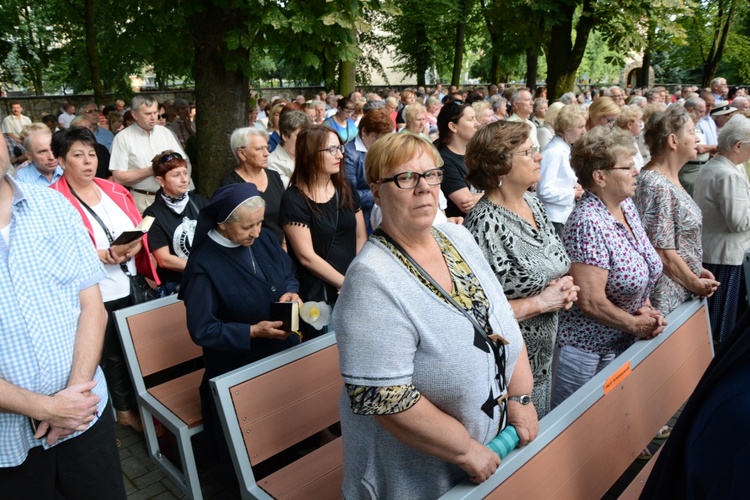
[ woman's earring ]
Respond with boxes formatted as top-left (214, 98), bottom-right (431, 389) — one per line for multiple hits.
top-left (498, 177), bottom-right (503, 188)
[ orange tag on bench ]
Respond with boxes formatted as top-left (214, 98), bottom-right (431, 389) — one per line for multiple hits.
top-left (603, 361), bottom-right (631, 394)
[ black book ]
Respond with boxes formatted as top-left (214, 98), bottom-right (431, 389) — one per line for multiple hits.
top-left (270, 301), bottom-right (299, 332)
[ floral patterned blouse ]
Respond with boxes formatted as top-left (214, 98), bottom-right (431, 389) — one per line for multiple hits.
top-left (633, 169), bottom-right (703, 315)
top-left (558, 191), bottom-right (663, 355)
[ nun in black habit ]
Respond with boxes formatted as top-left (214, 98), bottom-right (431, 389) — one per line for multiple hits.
top-left (179, 182), bottom-right (301, 483)
top-left (641, 308), bottom-right (750, 498)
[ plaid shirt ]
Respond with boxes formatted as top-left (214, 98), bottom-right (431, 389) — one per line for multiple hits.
top-left (0, 175), bottom-right (107, 467)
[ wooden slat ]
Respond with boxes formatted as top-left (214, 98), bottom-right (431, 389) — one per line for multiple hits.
top-left (126, 301), bottom-right (202, 375)
top-left (618, 448), bottom-right (662, 500)
top-left (148, 369), bottom-right (205, 428)
top-left (230, 345), bottom-right (343, 465)
top-left (260, 437), bottom-right (343, 500)
top-left (485, 307), bottom-right (711, 499)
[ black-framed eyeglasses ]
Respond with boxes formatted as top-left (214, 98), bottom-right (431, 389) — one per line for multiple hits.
top-left (159, 152), bottom-right (183, 164)
top-left (319, 145), bottom-right (345, 156)
top-left (513, 145), bottom-right (540, 157)
top-left (375, 168), bottom-right (444, 189)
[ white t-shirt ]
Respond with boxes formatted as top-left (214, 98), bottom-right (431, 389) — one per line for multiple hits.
top-left (83, 187), bottom-right (137, 301)
top-left (58, 112), bottom-right (75, 129)
top-left (109, 123), bottom-right (193, 191)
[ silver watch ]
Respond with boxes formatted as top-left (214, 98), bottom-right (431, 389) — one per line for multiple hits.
top-left (508, 394), bottom-right (531, 405)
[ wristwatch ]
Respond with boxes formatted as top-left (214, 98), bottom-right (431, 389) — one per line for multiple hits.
top-left (508, 394), bottom-right (532, 405)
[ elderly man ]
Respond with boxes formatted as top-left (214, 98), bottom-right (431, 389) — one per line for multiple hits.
top-left (110, 95), bottom-right (192, 213)
top-left (508, 88), bottom-right (539, 147)
top-left (79, 103), bottom-right (115, 152)
top-left (680, 96), bottom-right (716, 196)
top-left (605, 86), bottom-right (626, 107)
top-left (0, 133), bottom-right (125, 498)
top-left (711, 102), bottom-right (737, 131)
top-left (710, 77), bottom-right (728, 101)
top-left (15, 129), bottom-right (63, 186)
top-left (2, 102), bottom-right (32, 142)
top-left (732, 96), bottom-right (750, 112)
top-left (115, 100), bottom-right (126, 113)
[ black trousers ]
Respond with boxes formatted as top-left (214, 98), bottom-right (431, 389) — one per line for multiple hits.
top-left (0, 403), bottom-right (126, 499)
top-left (102, 295), bottom-right (137, 411)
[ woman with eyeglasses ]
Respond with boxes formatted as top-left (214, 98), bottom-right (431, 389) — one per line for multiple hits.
top-left (586, 96), bottom-right (620, 130)
top-left (537, 104), bottom-right (588, 236)
top-left (435, 99), bottom-right (481, 218)
top-left (221, 127), bottom-right (286, 244)
top-left (633, 107), bottom-right (719, 318)
top-left (333, 133), bottom-right (537, 498)
top-left (50, 127), bottom-right (160, 434)
top-left (281, 126), bottom-right (367, 338)
top-left (464, 122), bottom-right (579, 418)
top-left (142, 150), bottom-right (209, 296)
top-left (552, 127), bottom-right (666, 409)
top-left (323, 97), bottom-right (359, 144)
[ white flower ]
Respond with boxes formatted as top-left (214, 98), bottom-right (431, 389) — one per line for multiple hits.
top-left (300, 301), bottom-right (331, 330)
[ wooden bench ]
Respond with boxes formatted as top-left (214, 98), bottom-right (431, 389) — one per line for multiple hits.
top-left (441, 299), bottom-right (714, 499)
top-left (211, 333), bottom-right (343, 500)
top-left (115, 294), bottom-right (205, 499)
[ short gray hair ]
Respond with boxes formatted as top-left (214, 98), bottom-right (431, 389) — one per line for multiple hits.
top-left (492, 98), bottom-right (508, 112)
top-left (279, 110), bottom-right (311, 141)
top-left (224, 196), bottom-right (266, 223)
top-left (533, 98), bottom-right (548, 112)
top-left (559, 92), bottom-right (577, 105)
top-left (131, 95), bottom-right (157, 111)
top-left (684, 96), bottom-right (705, 111)
top-left (510, 89), bottom-right (530, 106)
top-left (230, 127), bottom-right (269, 163)
top-left (22, 126), bottom-right (51, 150)
top-left (363, 100), bottom-right (386, 113)
top-left (717, 114), bottom-right (750, 153)
top-left (78, 102), bottom-right (96, 115)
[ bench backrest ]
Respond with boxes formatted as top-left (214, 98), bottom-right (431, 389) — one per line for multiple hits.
top-left (441, 299), bottom-right (714, 499)
top-left (211, 334), bottom-right (342, 499)
top-left (119, 296), bottom-right (202, 377)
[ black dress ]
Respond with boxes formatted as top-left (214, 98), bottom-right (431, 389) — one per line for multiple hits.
top-left (439, 146), bottom-right (471, 218)
top-left (280, 186), bottom-right (361, 308)
top-left (219, 169), bottom-right (285, 244)
top-left (143, 190), bottom-right (209, 285)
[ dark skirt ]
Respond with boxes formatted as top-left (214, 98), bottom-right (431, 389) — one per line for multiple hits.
top-left (704, 263), bottom-right (747, 343)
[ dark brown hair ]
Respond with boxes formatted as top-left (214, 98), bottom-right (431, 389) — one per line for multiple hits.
top-left (291, 126), bottom-right (355, 214)
top-left (465, 121), bottom-right (530, 191)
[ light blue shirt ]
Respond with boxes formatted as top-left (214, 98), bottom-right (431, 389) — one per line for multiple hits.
top-left (0, 175), bottom-right (107, 467)
top-left (14, 164), bottom-right (63, 186)
top-left (699, 116), bottom-right (718, 146)
top-left (94, 126), bottom-right (115, 151)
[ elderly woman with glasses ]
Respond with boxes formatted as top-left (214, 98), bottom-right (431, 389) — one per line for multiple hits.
top-left (334, 133), bottom-right (537, 499)
top-left (694, 114), bottom-right (750, 344)
top-left (143, 150), bottom-right (209, 296)
top-left (552, 127), bottom-right (666, 408)
top-left (281, 126), bottom-right (367, 338)
top-left (633, 107), bottom-right (719, 318)
top-left (464, 122), bottom-right (579, 418)
top-left (323, 97), bottom-right (359, 144)
top-left (221, 127), bottom-right (286, 245)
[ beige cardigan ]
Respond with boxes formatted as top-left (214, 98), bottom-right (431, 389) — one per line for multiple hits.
top-left (694, 154), bottom-right (750, 265)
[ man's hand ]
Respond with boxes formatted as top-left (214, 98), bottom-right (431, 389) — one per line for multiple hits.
top-left (35, 381), bottom-right (100, 444)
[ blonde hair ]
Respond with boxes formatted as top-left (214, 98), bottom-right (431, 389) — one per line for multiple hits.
top-left (365, 133), bottom-right (443, 184)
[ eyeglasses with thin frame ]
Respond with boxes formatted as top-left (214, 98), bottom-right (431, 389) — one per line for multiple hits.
top-left (513, 145), bottom-right (541, 158)
top-left (319, 145), bottom-right (345, 156)
top-left (85, 109), bottom-right (99, 114)
top-left (605, 163), bottom-right (638, 172)
top-left (241, 144), bottom-right (271, 153)
top-left (375, 168), bottom-right (444, 189)
top-left (159, 152), bottom-right (183, 164)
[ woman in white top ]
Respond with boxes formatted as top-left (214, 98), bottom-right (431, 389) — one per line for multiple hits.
top-left (267, 110), bottom-right (312, 188)
top-left (51, 127), bottom-right (160, 433)
top-left (537, 104), bottom-right (587, 236)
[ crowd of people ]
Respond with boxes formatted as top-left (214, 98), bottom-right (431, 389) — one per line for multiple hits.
top-left (3, 76), bottom-right (750, 497)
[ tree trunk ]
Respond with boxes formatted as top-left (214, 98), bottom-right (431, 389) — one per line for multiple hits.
top-left (323, 56), bottom-right (337, 91)
top-left (525, 48), bottom-right (538, 90)
top-left (638, 20), bottom-right (656, 88)
top-left (544, 0), bottom-right (596, 101)
top-left (702, 0), bottom-right (736, 87)
top-left (451, 0), bottom-right (468, 86)
top-left (414, 25), bottom-right (429, 87)
top-left (339, 59), bottom-right (355, 96)
top-left (490, 53), bottom-right (501, 85)
top-left (84, 0), bottom-right (105, 104)
top-left (189, 1), bottom-right (249, 197)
